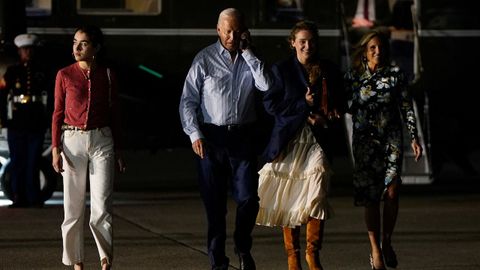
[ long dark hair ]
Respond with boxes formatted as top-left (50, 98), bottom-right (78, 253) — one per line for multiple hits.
top-left (74, 25), bottom-right (106, 60)
top-left (351, 30), bottom-right (390, 74)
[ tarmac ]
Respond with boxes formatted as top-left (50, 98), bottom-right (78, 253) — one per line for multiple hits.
top-left (1, 148), bottom-right (480, 270)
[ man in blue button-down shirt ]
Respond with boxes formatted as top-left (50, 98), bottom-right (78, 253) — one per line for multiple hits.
top-left (179, 7), bottom-right (271, 270)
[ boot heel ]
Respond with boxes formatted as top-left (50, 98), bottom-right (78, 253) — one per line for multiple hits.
top-left (369, 254), bottom-right (386, 270)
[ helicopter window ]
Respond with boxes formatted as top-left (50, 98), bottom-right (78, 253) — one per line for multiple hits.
top-left (26, 0), bottom-right (52, 16)
top-left (77, 0), bottom-right (161, 15)
top-left (268, 0), bottom-right (305, 23)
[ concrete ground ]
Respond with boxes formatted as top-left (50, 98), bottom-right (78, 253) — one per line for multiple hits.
top-left (1, 148), bottom-right (480, 270)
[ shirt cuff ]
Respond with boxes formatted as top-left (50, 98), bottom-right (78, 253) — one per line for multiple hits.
top-left (189, 131), bottom-right (203, 144)
top-left (241, 49), bottom-right (255, 61)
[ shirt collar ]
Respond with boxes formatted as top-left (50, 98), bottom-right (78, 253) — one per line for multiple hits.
top-left (215, 39), bottom-right (239, 62)
top-left (215, 39), bottom-right (228, 55)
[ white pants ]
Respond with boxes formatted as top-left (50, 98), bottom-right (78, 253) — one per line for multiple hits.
top-left (61, 127), bottom-right (115, 266)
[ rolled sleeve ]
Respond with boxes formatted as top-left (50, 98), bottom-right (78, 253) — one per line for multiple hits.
top-left (242, 49), bottom-right (271, 91)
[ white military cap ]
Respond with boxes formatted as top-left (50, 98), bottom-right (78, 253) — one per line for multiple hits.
top-left (14, 33), bottom-right (39, 48)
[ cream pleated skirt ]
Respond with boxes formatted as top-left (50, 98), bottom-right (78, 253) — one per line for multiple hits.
top-left (256, 123), bottom-right (333, 228)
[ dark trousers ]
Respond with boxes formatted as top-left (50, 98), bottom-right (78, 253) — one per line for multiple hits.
top-left (7, 129), bottom-right (45, 205)
top-left (196, 124), bottom-right (260, 268)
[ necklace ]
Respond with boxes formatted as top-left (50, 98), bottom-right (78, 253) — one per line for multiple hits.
top-left (78, 62), bottom-right (91, 80)
top-left (80, 68), bottom-right (90, 80)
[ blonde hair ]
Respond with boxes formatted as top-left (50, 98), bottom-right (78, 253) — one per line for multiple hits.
top-left (351, 30), bottom-right (390, 74)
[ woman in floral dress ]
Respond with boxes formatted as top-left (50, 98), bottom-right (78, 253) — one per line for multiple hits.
top-left (344, 30), bottom-right (422, 270)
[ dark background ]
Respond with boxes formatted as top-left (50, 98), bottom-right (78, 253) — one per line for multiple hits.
top-left (0, 0), bottom-right (478, 180)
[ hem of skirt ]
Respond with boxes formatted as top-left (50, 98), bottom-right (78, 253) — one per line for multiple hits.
top-left (258, 162), bottom-right (332, 181)
top-left (256, 204), bottom-right (332, 228)
top-left (62, 258), bottom-right (83, 266)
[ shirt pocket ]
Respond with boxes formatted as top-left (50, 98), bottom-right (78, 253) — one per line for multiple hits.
top-left (203, 74), bottom-right (229, 97)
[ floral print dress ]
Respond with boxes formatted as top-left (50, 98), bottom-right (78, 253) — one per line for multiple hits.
top-left (344, 64), bottom-right (419, 206)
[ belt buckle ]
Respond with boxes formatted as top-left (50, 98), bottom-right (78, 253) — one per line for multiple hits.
top-left (227, 124), bottom-right (239, 132)
top-left (62, 124), bottom-right (81, 131)
top-left (19, 94), bottom-right (31, 104)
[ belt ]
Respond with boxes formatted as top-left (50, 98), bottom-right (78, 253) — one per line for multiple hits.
top-left (226, 124), bottom-right (242, 132)
top-left (203, 123), bottom-right (253, 132)
top-left (12, 94), bottom-right (42, 104)
top-left (61, 124), bottom-right (104, 131)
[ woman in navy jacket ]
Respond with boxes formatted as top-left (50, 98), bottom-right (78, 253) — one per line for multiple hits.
top-left (256, 21), bottom-right (345, 270)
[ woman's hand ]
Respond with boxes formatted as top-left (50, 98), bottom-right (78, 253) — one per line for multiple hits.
top-left (307, 113), bottom-right (327, 127)
top-left (411, 139), bottom-right (423, 162)
top-left (328, 109), bottom-right (341, 120)
top-left (52, 146), bottom-right (64, 173)
top-left (116, 151), bottom-right (126, 173)
top-left (305, 87), bottom-right (315, 107)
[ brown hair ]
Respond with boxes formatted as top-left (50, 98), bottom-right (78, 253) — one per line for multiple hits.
top-left (288, 20), bottom-right (319, 53)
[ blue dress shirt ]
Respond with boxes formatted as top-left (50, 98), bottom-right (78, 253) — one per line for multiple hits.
top-left (179, 40), bottom-right (271, 143)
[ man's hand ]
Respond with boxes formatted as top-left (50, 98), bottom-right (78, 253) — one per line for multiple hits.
top-left (192, 139), bottom-right (205, 159)
top-left (240, 30), bottom-right (251, 51)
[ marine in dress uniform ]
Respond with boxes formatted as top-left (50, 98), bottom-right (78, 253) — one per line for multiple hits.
top-left (0, 34), bottom-right (51, 207)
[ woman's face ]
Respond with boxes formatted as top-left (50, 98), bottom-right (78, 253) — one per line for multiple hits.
top-left (72, 30), bottom-right (97, 62)
top-left (365, 36), bottom-right (383, 67)
top-left (291, 29), bottom-right (317, 64)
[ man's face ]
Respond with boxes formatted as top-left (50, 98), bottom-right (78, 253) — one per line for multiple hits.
top-left (217, 16), bottom-right (243, 52)
top-left (18, 47), bottom-right (34, 63)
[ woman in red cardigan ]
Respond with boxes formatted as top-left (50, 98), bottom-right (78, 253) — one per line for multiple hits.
top-left (51, 25), bottom-right (125, 270)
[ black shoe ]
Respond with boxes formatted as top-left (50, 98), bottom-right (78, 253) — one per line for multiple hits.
top-left (238, 253), bottom-right (256, 270)
top-left (212, 257), bottom-right (229, 270)
top-left (30, 202), bottom-right (45, 208)
top-left (8, 202), bottom-right (28, 208)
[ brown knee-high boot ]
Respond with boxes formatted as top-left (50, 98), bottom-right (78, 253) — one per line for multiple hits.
top-left (305, 218), bottom-right (324, 270)
top-left (283, 226), bottom-right (302, 270)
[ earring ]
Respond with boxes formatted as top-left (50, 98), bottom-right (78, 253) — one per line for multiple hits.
top-left (362, 56), bottom-right (367, 62)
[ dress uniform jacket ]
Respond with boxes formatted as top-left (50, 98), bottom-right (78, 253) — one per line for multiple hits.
top-left (1, 61), bottom-right (50, 131)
